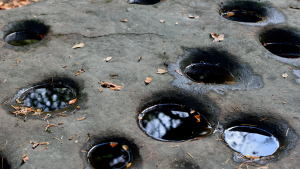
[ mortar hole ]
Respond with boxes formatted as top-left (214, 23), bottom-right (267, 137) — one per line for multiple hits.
top-left (138, 104), bottom-right (213, 142)
top-left (184, 63), bottom-right (234, 84)
top-left (87, 142), bottom-right (133, 169)
top-left (5, 31), bottom-right (44, 46)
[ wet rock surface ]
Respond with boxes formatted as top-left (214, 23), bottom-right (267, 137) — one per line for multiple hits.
top-left (0, 0), bottom-right (299, 169)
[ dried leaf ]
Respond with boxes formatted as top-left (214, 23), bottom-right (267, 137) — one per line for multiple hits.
top-left (157, 68), bottom-right (168, 74)
top-left (188, 15), bottom-right (195, 18)
top-left (110, 142), bottom-right (118, 147)
top-left (174, 69), bottom-right (183, 76)
top-left (72, 43), bottom-right (85, 49)
top-left (159, 20), bottom-right (165, 23)
top-left (99, 81), bottom-right (122, 91)
top-left (122, 145), bottom-right (129, 151)
top-left (69, 98), bottom-right (77, 105)
top-left (190, 110), bottom-right (195, 114)
top-left (77, 117), bottom-right (86, 121)
top-left (138, 56), bottom-right (142, 62)
top-left (145, 77), bottom-right (152, 84)
top-left (121, 19), bottom-right (128, 22)
top-left (75, 140), bottom-right (78, 143)
top-left (105, 56), bottom-right (112, 62)
top-left (22, 156), bottom-right (28, 163)
top-left (77, 106), bottom-right (81, 109)
top-left (194, 115), bottom-right (201, 122)
top-left (211, 33), bottom-right (225, 42)
top-left (127, 163), bottom-right (132, 168)
top-left (282, 73), bottom-right (288, 78)
top-left (69, 136), bottom-right (74, 140)
top-left (175, 22), bottom-right (178, 25)
top-left (76, 69), bottom-right (86, 76)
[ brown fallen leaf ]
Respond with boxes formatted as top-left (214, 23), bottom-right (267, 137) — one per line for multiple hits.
top-left (77, 117), bottom-right (86, 121)
top-left (16, 58), bottom-right (21, 64)
top-left (22, 155), bottom-right (28, 163)
top-left (282, 73), bottom-right (288, 78)
top-left (99, 81), bottom-right (122, 91)
top-left (138, 56), bottom-right (142, 62)
top-left (157, 68), bottom-right (168, 74)
top-left (76, 69), bottom-right (86, 76)
top-left (174, 69), bottom-right (182, 76)
top-left (190, 110), bottom-right (195, 114)
top-left (223, 12), bottom-right (235, 18)
top-left (145, 77), bottom-right (152, 84)
top-left (69, 136), bottom-right (74, 140)
top-left (121, 19), bottom-right (128, 22)
top-left (69, 98), bottom-right (77, 105)
top-left (72, 43), bottom-right (85, 49)
top-left (105, 56), bottom-right (112, 62)
top-left (211, 33), bottom-right (225, 42)
top-left (62, 66), bottom-right (68, 68)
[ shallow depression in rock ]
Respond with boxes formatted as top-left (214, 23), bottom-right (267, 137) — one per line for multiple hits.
top-left (184, 63), bottom-right (234, 84)
top-left (87, 142), bottom-right (133, 169)
top-left (224, 126), bottom-right (279, 158)
top-left (138, 104), bottom-right (213, 142)
top-left (259, 29), bottom-right (300, 58)
top-left (18, 83), bottom-right (77, 112)
top-left (220, 1), bottom-right (267, 23)
top-left (125, 0), bottom-right (161, 5)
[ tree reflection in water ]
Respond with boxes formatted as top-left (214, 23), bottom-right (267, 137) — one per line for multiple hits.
top-left (224, 126), bottom-right (279, 157)
top-left (19, 84), bottom-right (76, 112)
top-left (139, 104), bottom-right (213, 142)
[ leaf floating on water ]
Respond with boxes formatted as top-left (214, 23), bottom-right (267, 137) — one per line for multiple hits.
top-left (122, 145), bottom-right (129, 151)
top-left (211, 33), bottom-right (225, 42)
top-left (145, 77), bottom-right (152, 84)
top-left (126, 163), bottom-right (132, 168)
top-left (190, 110), bottom-right (195, 114)
top-left (99, 81), bottom-right (121, 91)
top-left (68, 98), bottom-right (77, 105)
top-left (282, 73), bottom-right (288, 78)
top-left (72, 43), bottom-right (85, 49)
top-left (110, 142), bottom-right (118, 147)
top-left (157, 68), bottom-right (168, 74)
top-left (194, 115), bottom-right (201, 122)
top-left (77, 117), bottom-right (86, 121)
top-left (76, 69), bottom-right (86, 76)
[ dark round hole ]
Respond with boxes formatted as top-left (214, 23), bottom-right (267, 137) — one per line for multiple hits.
top-left (220, 1), bottom-right (267, 23)
top-left (224, 126), bottom-right (279, 158)
top-left (138, 104), bottom-right (213, 142)
top-left (125, 0), bottom-right (162, 5)
top-left (3, 20), bottom-right (49, 47)
top-left (259, 29), bottom-right (300, 58)
top-left (17, 83), bottom-right (77, 112)
top-left (184, 63), bottom-right (234, 84)
top-left (87, 142), bottom-right (133, 169)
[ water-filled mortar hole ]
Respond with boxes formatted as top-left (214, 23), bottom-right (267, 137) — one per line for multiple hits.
top-left (259, 28), bottom-right (300, 59)
top-left (82, 135), bottom-right (142, 169)
top-left (125, 0), bottom-right (162, 5)
top-left (221, 114), bottom-right (298, 164)
top-left (2, 20), bottom-right (49, 48)
top-left (137, 91), bottom-right (218, 142)
top-left (219, 1), bottom-right (267, 23)
top-left (0, 154), bottom-right (11, 169)
top-left (3, 77), bottom-right (86, 121)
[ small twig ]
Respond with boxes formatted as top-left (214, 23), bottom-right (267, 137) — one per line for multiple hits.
top-left (286, 128), bottom-right (289, 136)
top-left (70, 109), bottom-right (76, 115)
top-left (145, 152), bottom-right (152, 157)
top-left (187, 152), bottom-right (194, 159)
top-left (217, 89), bottom-right (226, 92)
top-left (53, 137), bottom-right (61, 142)
top-left (171, 145), bottom-right (180, 148)
top-left (17, 144), bottom-right (25, 148)
top-left (0, 141), bottom-right (7, 151)
top-left (122, 118), bottom-right (126, 123)
top-left (225, 157), bottom-right (230, 164)
top-left (231, 106), bottom-right (238, 112)
top-left (85, 133), bottom-right (91, 143)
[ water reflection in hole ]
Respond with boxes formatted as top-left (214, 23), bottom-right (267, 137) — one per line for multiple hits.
top-left (224, 126), bottom-right (279, 157)
top-left (184, 63), bottom-right (234, 84)
top-left (264, 43), bottom-right (300, 58)
top-left (5, 31), bottom-right (44, 46)
top-left (87, 142), bottom-right (133, 169)
top-left (139, 104), bottom-right (213, 142)
top-left (126, 0), bottom-right (161, 5)
top-left (18, 83), bottom-right (76, 112)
